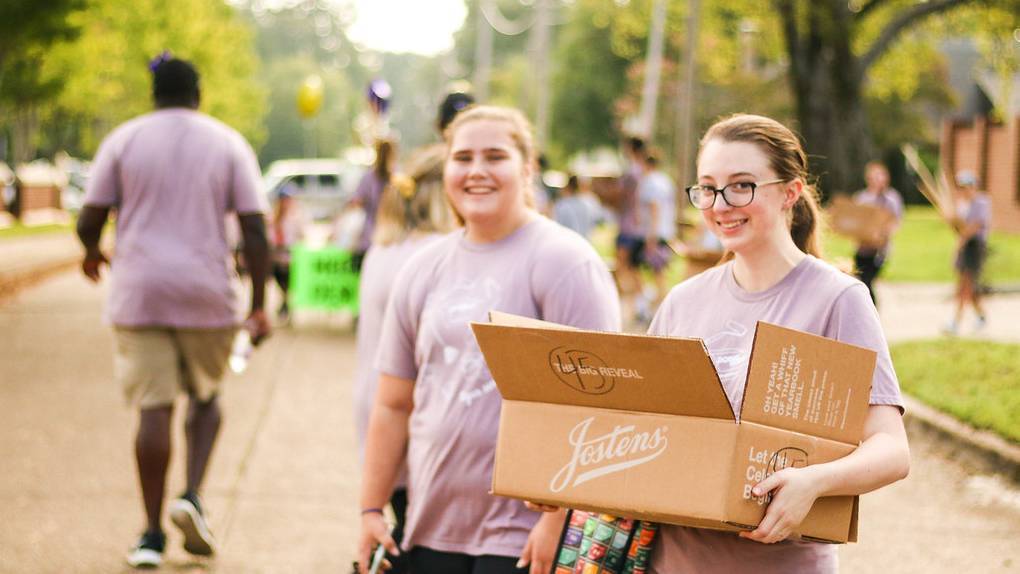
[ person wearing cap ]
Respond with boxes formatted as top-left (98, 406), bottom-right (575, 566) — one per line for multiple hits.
top-left (851, 161), bottom-right (904, 306)
top-left (946, 170), bottom-right (991, 335)
top-left (76, 55), bottom-right (270, 568)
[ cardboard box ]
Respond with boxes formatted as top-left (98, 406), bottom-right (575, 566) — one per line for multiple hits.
top-left (471, 312), bottom-right (876, 543)
top-left (827, 195), bottom-right (896, 247)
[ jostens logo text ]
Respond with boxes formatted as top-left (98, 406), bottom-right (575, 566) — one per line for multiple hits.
top-left (549, 416), bottom-right (669, 493)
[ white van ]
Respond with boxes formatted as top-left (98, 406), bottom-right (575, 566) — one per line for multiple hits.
top-left (263, 155), bottom-right (369, 221)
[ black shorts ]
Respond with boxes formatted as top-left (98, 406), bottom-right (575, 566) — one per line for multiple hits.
top-left (407, 546), bottom-right (525, 574)
top-left (615, 234), bottom-right (644, 268)
top-left (955, 238), bottom-right (987, 276)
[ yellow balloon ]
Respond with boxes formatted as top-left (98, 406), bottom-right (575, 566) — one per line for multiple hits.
top-left (297, 75), bottom-right (324, 118)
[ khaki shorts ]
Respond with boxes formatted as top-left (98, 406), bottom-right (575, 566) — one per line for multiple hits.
top-left (114, 327), bottom-right (237, 409)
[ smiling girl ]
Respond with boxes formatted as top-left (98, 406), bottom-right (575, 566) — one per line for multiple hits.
top-left (643, 114), bottom-right (910, 572)
top-left (357, 105), bottom-right (621, 574)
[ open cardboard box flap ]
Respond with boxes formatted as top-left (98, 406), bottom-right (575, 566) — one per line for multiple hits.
top-left (473, 313), bottom-right (877, 440)
top-left (740, 322), bottom-right (876, 444)
top-left (472, 313), bottom-right (734, 419)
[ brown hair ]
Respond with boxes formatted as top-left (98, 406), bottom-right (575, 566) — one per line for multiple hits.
top-left (700, 114), bottom-right (824, 258)
top-left (374, 139), bottom-right (396, 181)
top-left (442, 105), bottom-right (537, 225)
top-left (372, 145), bottom-right (455, 246)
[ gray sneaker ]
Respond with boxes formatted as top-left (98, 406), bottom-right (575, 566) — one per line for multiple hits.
top-left (170, 491), bottom-right (216, 556)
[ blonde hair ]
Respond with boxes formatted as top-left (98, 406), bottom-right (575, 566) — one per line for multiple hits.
top-left (701, 114), bottom-right (825, 258)
top-left (442, 105), bottom-right (537, 225)
top-left (372, 145), bottom-right (456, 246)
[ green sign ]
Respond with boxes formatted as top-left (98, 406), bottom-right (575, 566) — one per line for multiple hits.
top-left (290, 245), bottom-right (359, 312)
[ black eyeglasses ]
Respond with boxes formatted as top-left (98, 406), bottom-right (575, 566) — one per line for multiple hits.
top-left (685, 179), bottom-right (786, 210)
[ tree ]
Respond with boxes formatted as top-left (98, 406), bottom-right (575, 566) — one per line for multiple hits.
top-left (29, 0), bottom-right (266, 160)
top-left (0, 0), bottom-right (83, 84)
top-left (0, 0), bottom-right (84, 163)
top-left (774, 0), bottom-right (1019, 194)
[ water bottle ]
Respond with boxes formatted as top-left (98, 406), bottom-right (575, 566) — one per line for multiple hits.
top-left (228, 330), bottom-right (254, 374)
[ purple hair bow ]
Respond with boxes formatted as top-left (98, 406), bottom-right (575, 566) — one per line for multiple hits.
top-left (148, 50), bottom-right (172, 73)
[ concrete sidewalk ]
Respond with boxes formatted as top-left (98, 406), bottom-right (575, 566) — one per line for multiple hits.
top-left (875, 281), bottom-right (1020, 344)
top-left (0, 232), bottom-right (81, 298)
top-left (0, 272), bottom-right (360, 572)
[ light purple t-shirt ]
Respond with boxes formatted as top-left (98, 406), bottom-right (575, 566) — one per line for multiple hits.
top-left (353, 170), bottom-right (387, 253)
top-left (964, 195), bottom-right (992, 241)
top-left (638, 170), bottom-right (677, 240)
top-left (646, 256), bottom-right (903, 574)
top-left (376, 217), bottom-right (621, 556)
top-left (617, 162), bottom-right (642, 237)
top-left (353, 233), bottom-right (444, 489)
top-left (84, 108), bottom-right (266, 328)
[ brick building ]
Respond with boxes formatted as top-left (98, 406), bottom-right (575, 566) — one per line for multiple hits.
top-left (941, 116), bottom-right (1020, 233)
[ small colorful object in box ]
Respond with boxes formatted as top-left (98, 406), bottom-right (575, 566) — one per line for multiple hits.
top-left (554, 510), bottom-right (658, 574)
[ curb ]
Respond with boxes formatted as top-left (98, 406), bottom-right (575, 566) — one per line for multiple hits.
top-left (902, 395), bottom-right (1020, 484)
top-left (0, 256), bottom-right (79, 302)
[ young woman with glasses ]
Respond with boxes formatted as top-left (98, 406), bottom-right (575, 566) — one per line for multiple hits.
top-left (651, 114), bottom-right (910, 572)
top-left (533, 114), bottom-right (910, 573)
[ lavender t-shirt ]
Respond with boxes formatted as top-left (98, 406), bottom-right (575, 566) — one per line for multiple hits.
top-left (964, 195), bottom-right (992, 241)
top-left (84, 109), bottom-right (266, 328)
top-left (353, 233), bottom-right (444, 488)
top-left (353, 170), bottom-right (387, 253)
top-left (646, 256), bottom-right (903, 574)
top-left (376, 217), bottom-right (621, 556)
top-left (617, 162), bottom-right (642, 237)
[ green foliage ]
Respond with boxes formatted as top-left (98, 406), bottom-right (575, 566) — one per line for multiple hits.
top-left (3, 0), bottom-right (266, 160)
top-left (0, 222), bottom-right (73, 240)
top-left (548, 0), bottom-right (793, 166)
top-left (891, 339), bottom-right (1020, 443)
top-left (549, 0), bottom-right (633, 157)
top-left (454, 0), bottom-right (533, 82)
top-left (248, 2), bottom-right (375, 165)
top-left (0, 0), bottom-right (83, 68)
top-left (259, 55), bottom-right (356, 163)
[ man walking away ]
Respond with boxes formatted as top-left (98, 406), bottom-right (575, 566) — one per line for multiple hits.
top-left (76, 56), bottom-right (270, 569)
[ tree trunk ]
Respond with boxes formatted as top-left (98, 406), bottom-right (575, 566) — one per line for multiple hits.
top-left (798, 68), bottom-right (874, 197)
top-left (784, 1), bottom-right (874, 198)
top-left (12, 107), bottom-right (38, 165)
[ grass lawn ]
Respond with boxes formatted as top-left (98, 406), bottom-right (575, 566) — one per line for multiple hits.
top-left (891, 339), bottom-right (1020, 443)
top-left (823, 206), bottom-right (1020, 284)
top-left (0, 221), bottom-right (73, 240)
top-left (619, 205), bottom-right (1020, 286)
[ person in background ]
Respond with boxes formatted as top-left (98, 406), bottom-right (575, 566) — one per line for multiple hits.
top-left (357, 105), bottom-right (620, 574)
top-left (636, 150), bottom-right (677, 320)
top-left (75, 56), bottom-right (270, 569)
top-left (552, 174), bottom-right (606, 241)
top-left (852, 161), bottom-right (904, 306)
top-left (532, 154), bottom-right (553, 217)
top-left (269, 184), bottom-right (305, 322)
top-left (348, 139), bottom-right (397, 272)
top-left (945, 170), bottom-right (991, 335)
top-left (352, 146), bottom-right (455, 574)
top-left (615, 136), bottom-right (647, 322)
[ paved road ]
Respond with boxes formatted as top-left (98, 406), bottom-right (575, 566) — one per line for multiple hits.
top-left (1, 271), bottom-right (1018, 573)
